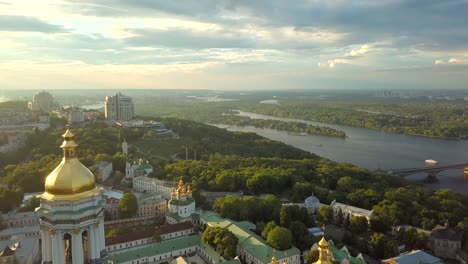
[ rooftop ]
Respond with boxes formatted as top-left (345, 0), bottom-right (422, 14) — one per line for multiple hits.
top-left (383, 250), bottom-right (443, 264)
top-left (330, 200), bottom-right (373, 218)
top-left (430, 225), bottom-right (463, 241)
top-left (328, 240), bottom-right (366, 264)
top-left (155, 221), bottom-right (194, 236)
top-left (109, 235), bottom-right (200, 263)
top-left (200, 211), bottom-right (300, 264)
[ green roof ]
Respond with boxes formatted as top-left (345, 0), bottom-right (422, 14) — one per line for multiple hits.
top-left (200, 211), bottom-right (300, 264)
top-left (109, 234), bottom-right (236, 264)
top-left (329, 241), bottom-right (366, 264)
top-left (110, 235), bottom-right (200, 263)
top-left (169, 197), bottom-right (195, 206)
top-left (36, 200), bottom-right (105, 217)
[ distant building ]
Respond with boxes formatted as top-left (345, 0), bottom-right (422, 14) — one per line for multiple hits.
top-left (429, 224), bottom-right (462, 259)
top-left (125, 159), bottom-right (153, 179)
top-left (137, 193), bottom-right (167, 218)
top-left (133, 176), bottom-right (173, 199)
top-left (104, 93), bottom-right (134, 121)
top-left (91, 161), bottom-right (113, 182)
top-left (382, 250), bottom-right (443, 264)
top-left (102, 192), bottom-right (167, 220)
top-left (105, 222), bottom-right (194, 255)
top-left (28, 91), bottom-right (55, 112)
top-left (0, 238), bottom-right (40, 264)
top-left (1, 212), bottom-right (38, 229)
top-left (330, 200), bottom-right (373, 223)
top-left (282, 193), bottom-right (322, 214)
top-left (68, 107), bottom-right (85, 124)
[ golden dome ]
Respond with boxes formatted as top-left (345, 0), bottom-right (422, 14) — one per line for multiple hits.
top-left (318, 236), bottom-right (329, 247)
top-left (271, 256), bottom-right (277, 264)
top-left (44, 128), bottom-right (96, 196)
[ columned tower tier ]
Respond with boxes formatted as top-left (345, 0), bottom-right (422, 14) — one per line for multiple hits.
top-left (37, 128), bottom-right (107, 264)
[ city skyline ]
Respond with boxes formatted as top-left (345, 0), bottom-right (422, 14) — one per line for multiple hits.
top-left (0, 1), bottom-right (467, 90)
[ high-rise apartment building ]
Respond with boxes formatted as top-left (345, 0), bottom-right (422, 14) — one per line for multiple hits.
top-left (104, 92), bottom-right (134, 121)
top-left (28, 91), bottom-right (55, 112)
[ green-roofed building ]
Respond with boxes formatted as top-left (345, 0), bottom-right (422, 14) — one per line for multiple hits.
top-left (328, 240), bottom-right (366, 264)
top-left (199, 211), bottom-right (301, 264)
top-left (108, 235), bottom-right (242, 264)
top-left (166, 180), bottom-right (196, 224)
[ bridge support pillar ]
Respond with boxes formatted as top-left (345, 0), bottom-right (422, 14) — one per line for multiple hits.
top-left (425, 171), bottom-right (439, 182)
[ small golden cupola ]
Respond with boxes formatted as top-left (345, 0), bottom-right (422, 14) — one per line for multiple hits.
top-left (314, 236), bottom-right (333, 264)
top-left (44, 128), bottom-right (96, 197)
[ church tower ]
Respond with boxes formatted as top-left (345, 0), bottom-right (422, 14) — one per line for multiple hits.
top-left (36, 128), bottom-right (107, 264)
top-left (313, 236), bottom-right (333, 264)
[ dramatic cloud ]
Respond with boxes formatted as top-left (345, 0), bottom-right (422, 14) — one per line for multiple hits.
top-left (0, 0), bottom-right (467, 89)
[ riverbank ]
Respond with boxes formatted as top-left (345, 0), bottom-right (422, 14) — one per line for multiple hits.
top-left (211, 112), bottom-right (468, 195)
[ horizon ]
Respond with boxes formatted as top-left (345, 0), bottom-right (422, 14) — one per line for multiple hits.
top-left (1, 1), bottom-right (468, 90)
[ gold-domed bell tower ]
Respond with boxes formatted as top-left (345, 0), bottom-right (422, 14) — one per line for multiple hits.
top-left (37, 128), bottom-right (107, 264)
top-left (313, 236), bottom-right (333, 264)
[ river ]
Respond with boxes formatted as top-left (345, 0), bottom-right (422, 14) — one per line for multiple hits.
top-left (213, 111), bottom-right (468, 194)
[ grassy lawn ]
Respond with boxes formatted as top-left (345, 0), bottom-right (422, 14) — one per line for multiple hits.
top-left (132, 138), bottom-right (195, 161)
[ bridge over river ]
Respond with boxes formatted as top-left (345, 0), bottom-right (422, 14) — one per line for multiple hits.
top-left (388, 162), bottom-right (468, 181)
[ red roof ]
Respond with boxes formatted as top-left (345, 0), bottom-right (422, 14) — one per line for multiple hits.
top-left (105, 222), bottom-right (193, 246)
top-left (105, 229), bottom-right (152, 246)
top-left (154, 221), bottom-right (193, 235)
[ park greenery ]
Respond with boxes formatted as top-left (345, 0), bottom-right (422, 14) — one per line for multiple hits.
top-left (118, 193), bottom-right (138, 219)
top-left (201, 226), bottom-right (238, 259)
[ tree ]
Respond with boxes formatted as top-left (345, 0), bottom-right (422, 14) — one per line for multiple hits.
top-left (118, 193), bottom-right (138, 218)
top-left (318, 205), bottom-right (333, 224)
top-left (343, 214), bottom-right (351, 229)
top-left (369, 233), bottom-right (387, 259)
top-left (280, 206), bottom-right (292, 227)
top-left (350, 216), bottom-right (368, 234)
top-left (305, 250), bottom-right (319, 263)
top-left (267, 226), bottom-right (293, 250)
top-left (334, 208), bottom-right (343, 226)
top-left (369, 216), bottom-right (391, 233)
top-left (289, 221), bottom-right (311, 251)
top-left (370, 233), bottom-right (399, 259)
top-left (262, 221), bottom-right (277, 239)
top-left (202, 226), bottom-right (238, 259)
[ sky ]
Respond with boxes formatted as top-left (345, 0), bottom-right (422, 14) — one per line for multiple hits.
top-left (0, 0), bottom-right (467, 90)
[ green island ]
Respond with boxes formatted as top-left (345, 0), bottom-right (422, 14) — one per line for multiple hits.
top-left (239, 98), bottom-right (468, 139)
top-left (208, 115), bottom-right (346, 138)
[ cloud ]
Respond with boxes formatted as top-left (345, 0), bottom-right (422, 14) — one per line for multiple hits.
top-left (318, 58), bottom-right (350, 68)
top-left (0, 15), bottom-right (66, 33)
top-left (434, 57), bottom-right (467, 66)
top-left (347, 45), bottom-right (370, 57)
top-left (65, 0), bottom-right (468, 52)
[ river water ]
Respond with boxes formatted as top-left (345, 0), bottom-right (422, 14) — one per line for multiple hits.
top-left (213, 111), bottom-right (468, 194)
